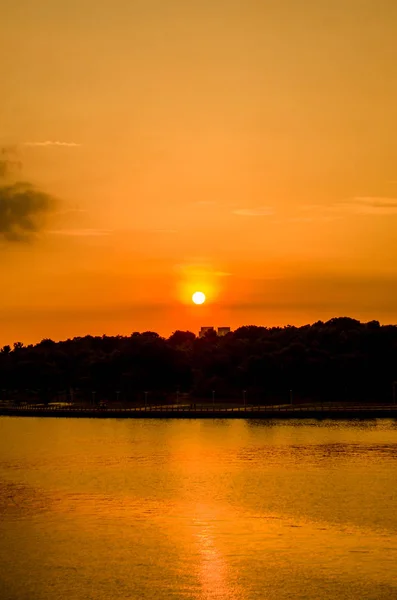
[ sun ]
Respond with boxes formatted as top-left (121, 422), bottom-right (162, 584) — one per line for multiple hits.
top-left (192, 291), bottom-right (206, 305)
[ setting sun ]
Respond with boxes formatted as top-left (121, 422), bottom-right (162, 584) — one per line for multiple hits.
top-left (192, 291), bottom-right (206, 305)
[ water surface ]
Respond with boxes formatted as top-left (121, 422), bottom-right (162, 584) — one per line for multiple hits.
top-left (0, 417), bottom-right (396, 599)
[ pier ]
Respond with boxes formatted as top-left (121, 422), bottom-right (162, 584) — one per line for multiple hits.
top-left (1, 403), bottom-right (397, 419)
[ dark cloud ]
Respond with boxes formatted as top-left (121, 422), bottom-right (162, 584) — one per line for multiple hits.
top-left (0, 183), bottom-right (55, 241)
top-left (0, 148), bottom-right (56, 241)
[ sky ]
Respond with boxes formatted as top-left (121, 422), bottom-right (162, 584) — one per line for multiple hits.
top-left (1, 0), bottom-right (397, 345)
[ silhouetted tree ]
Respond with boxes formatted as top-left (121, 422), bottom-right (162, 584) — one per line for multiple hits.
top-left (0, 317), bottom-right (396, 404)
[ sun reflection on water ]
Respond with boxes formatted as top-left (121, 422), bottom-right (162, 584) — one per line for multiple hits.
top-left (192, 506), bottom-right (244, 600)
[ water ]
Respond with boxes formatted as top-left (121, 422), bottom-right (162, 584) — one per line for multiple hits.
top-left (0, 418), bottom-right (396, 600)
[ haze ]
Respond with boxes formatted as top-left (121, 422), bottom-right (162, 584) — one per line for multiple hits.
top-left (1, 0), bottom-right (397, 345)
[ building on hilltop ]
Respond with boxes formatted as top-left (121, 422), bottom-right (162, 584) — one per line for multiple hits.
top-left (199, 326), bottom-right (231, 338)
top-left (199, 326), bottom-right (215, 338)
top-left (217, 327), bottom-right (231, 336)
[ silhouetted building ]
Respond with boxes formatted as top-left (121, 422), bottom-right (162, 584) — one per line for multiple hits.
top-left (199, 326), bottom-right (231, 338)
top-left (199, 326), bottom-right (215, 338)
top-left (217, 327), bottom-right (231, 336)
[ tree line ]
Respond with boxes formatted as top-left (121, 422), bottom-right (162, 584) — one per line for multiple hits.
top-left (0, 317), bottom-right (396, 405)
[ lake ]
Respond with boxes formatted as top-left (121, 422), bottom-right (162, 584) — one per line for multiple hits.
top-left (0, 417), bottom-right (396, 600)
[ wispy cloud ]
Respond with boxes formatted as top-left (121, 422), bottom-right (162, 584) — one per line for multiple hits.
top-left (48, 229), bottom-right (112, 237)
top-left (300, 197), bottom-right (397, 218)
top-left (214, 271), bottom-right (232, 277)
top-left (23, 141), bottom-right (81, 148)
top-left (286, 215), bottom-right (340, 223)
top-left (54, 208), bottom-right (88, 216)
top-left (233, 206), bottom-right (274, 217)
top-left (194, 200), bottom-right (217, 206)
top-left (174, 261), bottom-right (232, 279)
top-left (348, 197), bottom-right (397, 214)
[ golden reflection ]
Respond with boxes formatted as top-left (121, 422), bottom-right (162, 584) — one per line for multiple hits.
top-left (192, 505), bottom-right (243, 600)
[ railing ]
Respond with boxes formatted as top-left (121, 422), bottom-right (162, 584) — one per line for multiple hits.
top-left (1, 402), bottom-right (397, 416)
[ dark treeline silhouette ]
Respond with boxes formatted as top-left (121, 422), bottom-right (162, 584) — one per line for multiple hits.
top-left (1, 317), bottom-right (396, 405)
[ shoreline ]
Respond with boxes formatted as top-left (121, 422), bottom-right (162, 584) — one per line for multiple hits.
top-left (1, 406), bottom-right (397, 419)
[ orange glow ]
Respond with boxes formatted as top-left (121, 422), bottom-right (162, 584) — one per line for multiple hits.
top-left (1, 1), bottom-right (397, 345)
top-left (176, 264), bottom-right (221, 307)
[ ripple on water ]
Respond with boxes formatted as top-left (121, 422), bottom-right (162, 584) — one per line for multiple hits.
top-left (0, 418), bottom-right (396, 600)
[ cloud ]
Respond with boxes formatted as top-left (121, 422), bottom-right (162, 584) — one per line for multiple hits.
top-left (174, 261), bottom-right (232, 280)
top-left (300, 197), bottom-right (397, 219)
top-left (0, 147), bottom-right (22, 178)
top-left (0, 182), bottom-right (56, 241)
top-left (0, 146), bottom-right (57, 242)
top-left (194, 200), bottom-right (217, 206)
top-left (54, 208), bottom-right (88, 216)
top-left (23, 141), bottom-right (81, 148)
top-left (347, 197), bottom-right (397, 215)
top-left (233, 207), bottom-right (274, 217)
top-left (47, 229), bottom-right (112, 237)
top-left (287, 215), bottom-right (340, 223)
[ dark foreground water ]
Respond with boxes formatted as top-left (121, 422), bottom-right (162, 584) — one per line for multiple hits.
top-left (0, 418), bottom-right (396, 600)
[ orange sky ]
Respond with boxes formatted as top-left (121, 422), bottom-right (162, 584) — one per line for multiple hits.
top-left (1, 0), bottom-right (397, 346)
